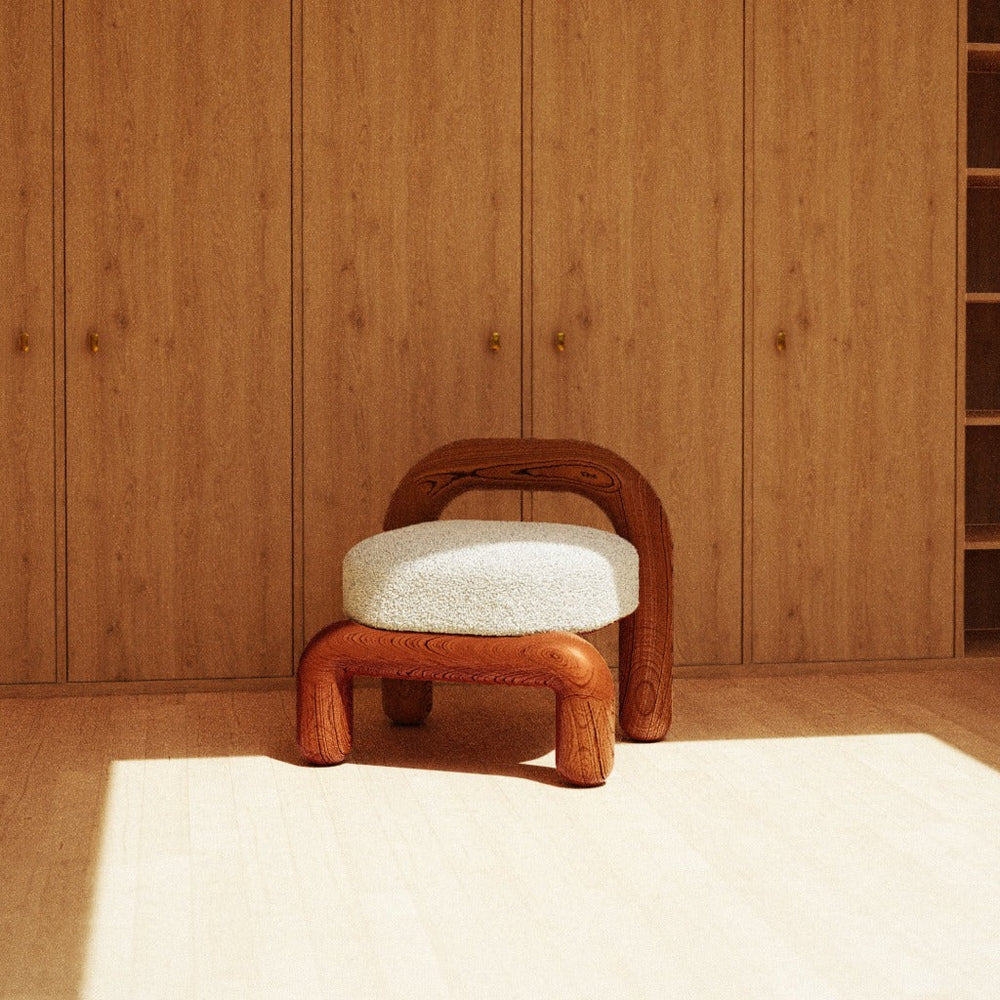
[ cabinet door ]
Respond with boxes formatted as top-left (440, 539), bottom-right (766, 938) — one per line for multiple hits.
top-left (304, 1), bottom-right (522, 638)
top-left (752, 1), bottom-right (956, 663)
top-left (532, 0), bottom-right (745, 666)
top-left (65, 3), bottom-right (293, 680)
top-left (0, 5), bottom-right (55, 683)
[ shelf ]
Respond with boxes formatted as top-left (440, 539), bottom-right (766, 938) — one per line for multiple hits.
top-left (969, 44), bottom-right (1000, 72)
top-left (964, 629), bottom-right (1000, 658)
top-left (967, 410), bottom-right (1000, 425)
top-left (967, 292), bottom-right (1000, 303)
top-left (969, 168), bottom-right (1000, 187)
top-left (965, 524), bottom-right (1000, 548)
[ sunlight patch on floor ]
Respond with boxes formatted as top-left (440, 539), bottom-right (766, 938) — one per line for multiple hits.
top-left (78, 732), bottom-right (1000, 1000)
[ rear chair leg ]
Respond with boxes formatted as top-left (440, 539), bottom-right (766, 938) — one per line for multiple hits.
top-left (382, 678), bottom-right (433, 726)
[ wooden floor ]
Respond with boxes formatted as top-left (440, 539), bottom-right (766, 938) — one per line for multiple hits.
top-left (2, 667), bottom-right (999, 999)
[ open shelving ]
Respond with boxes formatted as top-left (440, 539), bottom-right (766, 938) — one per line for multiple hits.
top-left (964, 3), bottom-right (1000, 655)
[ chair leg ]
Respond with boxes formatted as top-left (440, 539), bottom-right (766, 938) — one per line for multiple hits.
top-left (554, 694), bottom-right (615, 787)
top-left (618, 614), bottom-right (672, 742)
top-left (381, 678), bottom-right (433, 725)
top-left (297, 622), bottom-right (615, 784)
top-left (297, 625), bottom-right (355, 765)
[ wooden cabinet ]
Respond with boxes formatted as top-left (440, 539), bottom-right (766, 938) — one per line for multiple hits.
top-left (304, 0), bottom-right (743, 667)
top-left (531, 1), bottom-right (744, 667)
top-left (303, 0), bottom-right (523, 640)
top-left (63, 2), bottom-right (294, 680)
top-left (752, 1), bottom-right (957, 663)
top-left (964, 0), bottom-right (1000, 656)
top-left (0, 5), bottom-right (56, 683)
top-left (1, 2), bottom-right (979, 687)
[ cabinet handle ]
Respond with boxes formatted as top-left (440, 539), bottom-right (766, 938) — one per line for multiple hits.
top-left (776, 330), bottom-right (787, 352)
top-left (489, 331), bottom-right (500, 352)
top-left (89, 331), bottom-right (100, 353)
top-left (19, 331), bottom-right (30, 353)
top-left (555, 331), bottom-right (566, 352)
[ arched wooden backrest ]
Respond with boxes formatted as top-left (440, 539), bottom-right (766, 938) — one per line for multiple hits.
top-left (384, 438), bottom-right (672, 740)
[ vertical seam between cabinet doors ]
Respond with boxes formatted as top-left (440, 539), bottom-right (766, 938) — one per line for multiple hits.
top-left (742, 0), bottom-right (754, 667)
top-left (59, 0), bottom-right (69, 683)
top-left (290, 0), bottom-right (302, 672)
top-left (290, 0), bottom-right (294, 670)
top-left (297, 0), bottom-right (305, 666)
top-left (521, 0), bottom-right (534, 520)
top-left (50, 0), bottom-right (56, 680)
top-left (298, 0), bottom-right (306, 667)
top-left (51, 0), bottom-right (59, 682)
top-left (955, 0), bottom-right (966, 657)
top-left (290, 0), bottom-right (299, 672)
top-left (524, 0), bottom-right (532, 435)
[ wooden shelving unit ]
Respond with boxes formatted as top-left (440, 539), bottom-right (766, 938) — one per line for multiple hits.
top-left (968, 168), bottom-right (1000, 186)
top-left (969, 43), bottom-right (1000, 72)
top-left (964, 4), bottom-right (1000, 655)
top-left (967, 410), bottom-right (1000, 425)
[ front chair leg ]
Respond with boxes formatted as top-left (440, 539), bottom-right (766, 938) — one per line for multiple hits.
top-left (555, 694), bottom-right (615, 787)
top-left (297, 625), bottom-right (356, 765)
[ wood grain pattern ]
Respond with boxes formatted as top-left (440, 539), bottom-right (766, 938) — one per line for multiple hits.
top-left (303, 0), bottom-right (522, 642)
top-left (297, 620), bottom-right (615, 786)
top-left (530, 0), bottom-right (744, 668)
top-left (381, 437), bottom-right (673, 741)
top-left (752, 1), bottom-right (957, 663)
top-left (0, 4), bottom-right (55, 683)
top-left (64, 3), bottom-right (293, 680)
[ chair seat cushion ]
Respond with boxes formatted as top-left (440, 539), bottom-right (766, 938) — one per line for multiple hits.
top-left (343, 519), bottom-right (639, 636)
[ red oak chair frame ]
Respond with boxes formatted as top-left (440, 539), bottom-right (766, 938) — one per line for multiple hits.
top-left (297, 438), bottom-right (673, 786)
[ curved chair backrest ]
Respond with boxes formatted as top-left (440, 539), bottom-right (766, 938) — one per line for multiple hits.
top-left (384, 438), bottom-right (673, 740)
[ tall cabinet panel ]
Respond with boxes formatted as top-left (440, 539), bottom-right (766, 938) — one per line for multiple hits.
top-left (303, 1), bottom-right (522, 638)
top-left (65, 2), bottom-right (293, 680)
top-left (0, 6), bottom-right (56, 683)
top-left (752, 2), bottom-right (957, 663)
top-left (531, 0), bottom-right (745, 666)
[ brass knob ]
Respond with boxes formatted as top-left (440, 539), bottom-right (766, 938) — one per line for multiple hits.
top-left (489, 331), bottom-right (500, 352)
top-left (555, 331), bottom-right (566, 352)
top-left (776, 330), bottom-right (787, 352)
top-left (89, 331), bottom-right (100, 353)
top-left (19, 331), bottom-right (29, 353)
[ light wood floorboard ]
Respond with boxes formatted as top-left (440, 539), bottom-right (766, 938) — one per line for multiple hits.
top-left (1, 669), bottom-right (999, 999)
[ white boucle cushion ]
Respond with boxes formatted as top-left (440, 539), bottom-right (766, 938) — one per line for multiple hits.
top-left (343, 519), bottom-right (639, 636)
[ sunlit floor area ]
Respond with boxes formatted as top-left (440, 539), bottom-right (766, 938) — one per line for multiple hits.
top-left (2, 667), bottom-right (1000, 999)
